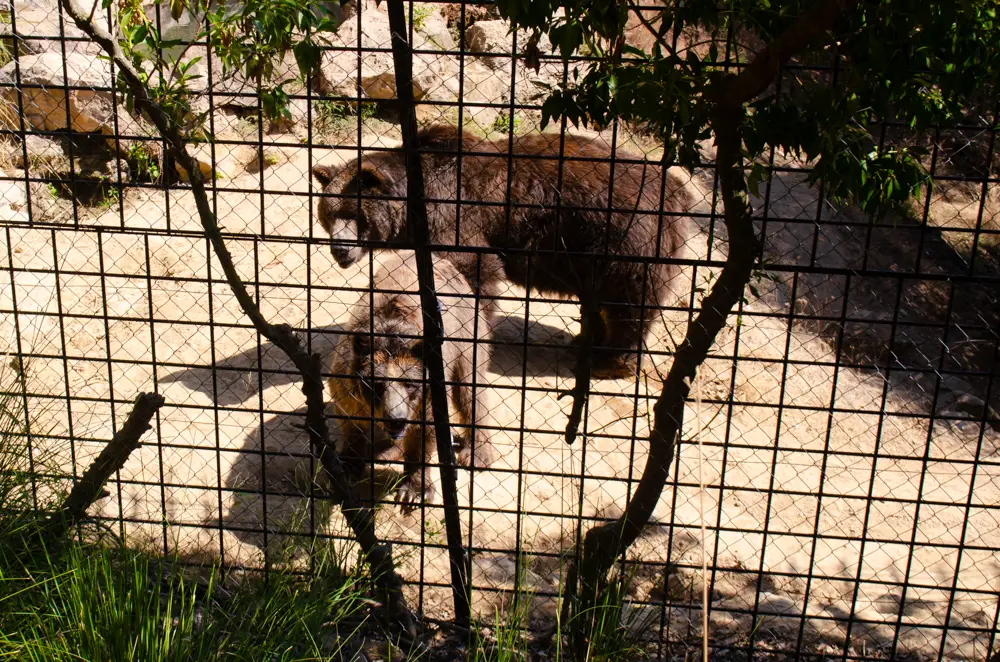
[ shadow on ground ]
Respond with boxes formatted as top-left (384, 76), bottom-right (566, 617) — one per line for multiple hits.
top-left (161, 316), bottom-right (576, 408)
top-left (737, 170), bottom-right (1000, 438)
top-left (219, 404), bottom-right (403, 555)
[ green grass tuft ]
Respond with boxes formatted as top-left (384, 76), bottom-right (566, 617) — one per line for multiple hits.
top-left (490, 112), bottom-right (522, 136)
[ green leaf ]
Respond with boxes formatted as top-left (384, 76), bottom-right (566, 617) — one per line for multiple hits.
top-left (170, 0), bottom-right (185, 21)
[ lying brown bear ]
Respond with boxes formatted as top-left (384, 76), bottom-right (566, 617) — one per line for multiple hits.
top-left (312, 124), bottom-right (693, 377)
top-left (328, 251), bottom-right (494, 510)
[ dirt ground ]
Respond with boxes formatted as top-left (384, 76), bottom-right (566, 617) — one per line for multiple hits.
top-left (3, 126), bottom-right (999, 660)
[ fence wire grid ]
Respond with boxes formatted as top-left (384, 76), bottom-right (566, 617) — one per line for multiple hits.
top-left (1, 1), bottom-right (999, 660)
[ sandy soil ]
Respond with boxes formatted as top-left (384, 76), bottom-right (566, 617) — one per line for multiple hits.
top-left (2, 128), bottom-right (999, 660)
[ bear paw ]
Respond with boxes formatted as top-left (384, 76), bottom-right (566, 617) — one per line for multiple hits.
top-left (396, 475), bottom-right (434, 514)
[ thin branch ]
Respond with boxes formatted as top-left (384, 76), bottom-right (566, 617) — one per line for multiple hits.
top-left (570, 0), bottom-right (857, 628)
top-left (47, 392), bottom-right (164, 540)
top-left (722, 0), bottom-right (860, 104)
top-left (562, 301), bottom-right (597, 445)
top-left (385, 0), bottom-right (471, 628)
top-left (60, 0), bottom-right (416, 632)
top-left (626, 0), bottom-right (679, 60)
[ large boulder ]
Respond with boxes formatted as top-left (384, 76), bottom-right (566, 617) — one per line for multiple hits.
top-left (0, 52), bottom-right (114, 133)
top-left (359, 52), bottom-right (460, 102)
top-left (410, 5), bottom-right (454, 52)
top-left (465, 19), bottom-right (511, 55)
top-left (208, 51), bottom-right (303, 109)
top-left (465, 19), bottom-right (551, 62)
top-left (439, 3), bottom-right (499, 29)
top-left (9, 134), bottom-right (68, 173)
top-left (315, 6), bottom-right (394, 99)
top-left (13, 8), bottom-right (105, 56)
top-left (317, 3), bottom-right (461, 103)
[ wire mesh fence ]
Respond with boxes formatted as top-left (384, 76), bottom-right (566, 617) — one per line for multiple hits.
top-left (1, 0), bottom-right (999, 659)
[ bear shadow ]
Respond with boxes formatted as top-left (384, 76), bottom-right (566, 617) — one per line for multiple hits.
top-left (488, 314), bottom-right (577, 379)
top-left (221, 405), bottom-right (403, 554)
top-left (161, 326), bottom-right (344, 407)
top-left (162, 316), bottom-right (579, 401)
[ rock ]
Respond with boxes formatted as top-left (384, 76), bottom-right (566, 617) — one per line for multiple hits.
top-left (173, 144), bottom-right (218, 183)
top-left (268, 97), bottom-right (309, 133)
top-left (318, 4), bottom-right (469, 105)
top-left (0, 170), bottom-right (28, 221)
top-left (439, 3), bottom-right (499, 29)
top-left (27, 179), bottom-right (65, 221)
top-left (13, 5), bottom-right (112, 56)
top-left (320, 4), bottom-right (462, 100)
top-left (459, 61), bottom-right (509, 127)
top-left (360, 52), bottom-right (460, 102)
top-left (465, 19), bottom-right (551, 66)
top-left (0, 52), bottom-right (114, 133)
top-left (315, 6), bottom-right (394, 99)
top-left (411, 5), bottom-right (454, 51)
top-left (209, 51), bottom-right (303, 108)
top-left (175, 143), bottom-right (255, 182)
top-left (465, 20), bottom-right (511, 55)
top-left (12, 134), bottom-right (67, 172)
top-left (141, 1), bottom-right (204, 61)
top-left (624, 5), bottom-right (663, 54)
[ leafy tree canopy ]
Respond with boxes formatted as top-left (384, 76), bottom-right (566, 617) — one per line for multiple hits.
top-left (496, 0), bottom-right (1000, 213)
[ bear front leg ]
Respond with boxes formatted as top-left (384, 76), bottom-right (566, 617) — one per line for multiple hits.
top-left (397, 424), bottom-right (437, 513)
top-left (591, 290), bottom-right (657, 379)
top-left (449, 356), bottom-right (496, 469)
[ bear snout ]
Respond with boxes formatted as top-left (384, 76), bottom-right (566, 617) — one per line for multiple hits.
top-left (381, 416), bottom-right (408, 439)
top-left (330, 243), bottom-right (361, 268)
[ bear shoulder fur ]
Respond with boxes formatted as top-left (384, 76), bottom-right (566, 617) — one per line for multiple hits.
top-left (314, 123), bottom-right (695, 377)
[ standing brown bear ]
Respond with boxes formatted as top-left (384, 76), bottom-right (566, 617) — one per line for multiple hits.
top-left (312, 124), bottom-right (693, 377)
top-left (328, 251), bottom-right (494, 510)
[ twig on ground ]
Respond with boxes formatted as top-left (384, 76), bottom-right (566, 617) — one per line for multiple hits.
top-left (47, 392), bottom-right (164, 540)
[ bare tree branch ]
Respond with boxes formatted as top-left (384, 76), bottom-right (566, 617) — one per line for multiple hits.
top-left (570, 0), bottom-right (858, 634)
top-left (385, 0), bottom-right (471, 628)
top-left (47, 392), bottom-right (163, 540)
top-left (723, 0), bottom-right (860, 103)
top-left (59, 0), bottom-right (416, 632)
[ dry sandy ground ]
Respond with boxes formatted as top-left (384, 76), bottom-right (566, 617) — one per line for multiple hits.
top-left (2, 130), bottom-right (999, 660)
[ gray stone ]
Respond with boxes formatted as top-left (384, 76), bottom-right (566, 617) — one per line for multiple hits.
top-left (465, 19), bottom-right (551, 67)
top-left (465, 19), bottom-right (511, 55)
top-left (0, 169), bottom-right (27, 221)
top-left (316, 5), bottom-right (393, 99)
top-left (411, 5), bottom-right (454, 52)
top-left (27, 179), bottom-right (64, 221)
top-left (11, 134), bottom-right (67, 172)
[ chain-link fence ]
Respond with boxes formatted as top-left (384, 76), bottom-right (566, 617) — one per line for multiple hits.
top-left (1, 1), bottom-right (999, 659)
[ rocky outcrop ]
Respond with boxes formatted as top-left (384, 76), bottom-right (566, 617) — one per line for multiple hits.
top-left (0, 52), bottom-right (114, 133)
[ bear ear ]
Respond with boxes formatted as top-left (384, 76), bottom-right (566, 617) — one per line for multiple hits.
top-left (312, 164), bottom-right (337, 188)
top-left (356, 164), bottom-right (388, 190)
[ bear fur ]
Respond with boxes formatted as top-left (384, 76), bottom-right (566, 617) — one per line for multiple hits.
top-left (327, 251), bottom-right (495, 510)
top-left (312, 124), bottom-right (694, 377)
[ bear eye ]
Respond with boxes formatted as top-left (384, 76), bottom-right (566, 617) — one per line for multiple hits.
top-left (355, 212), bottom-right (369, 236)
top-left (352, 333), bottom-right (372, 357)
top-left (409, 340), bottom-right (424, 361)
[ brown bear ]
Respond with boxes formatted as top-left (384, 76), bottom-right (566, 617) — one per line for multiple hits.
top-left (312, 124), bottom-right (693, 378)
top-left (327, 251), bottom-right (495, 510)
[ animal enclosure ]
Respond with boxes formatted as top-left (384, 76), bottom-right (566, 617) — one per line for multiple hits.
top-left (1, 1), bottom-right (999, 659)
